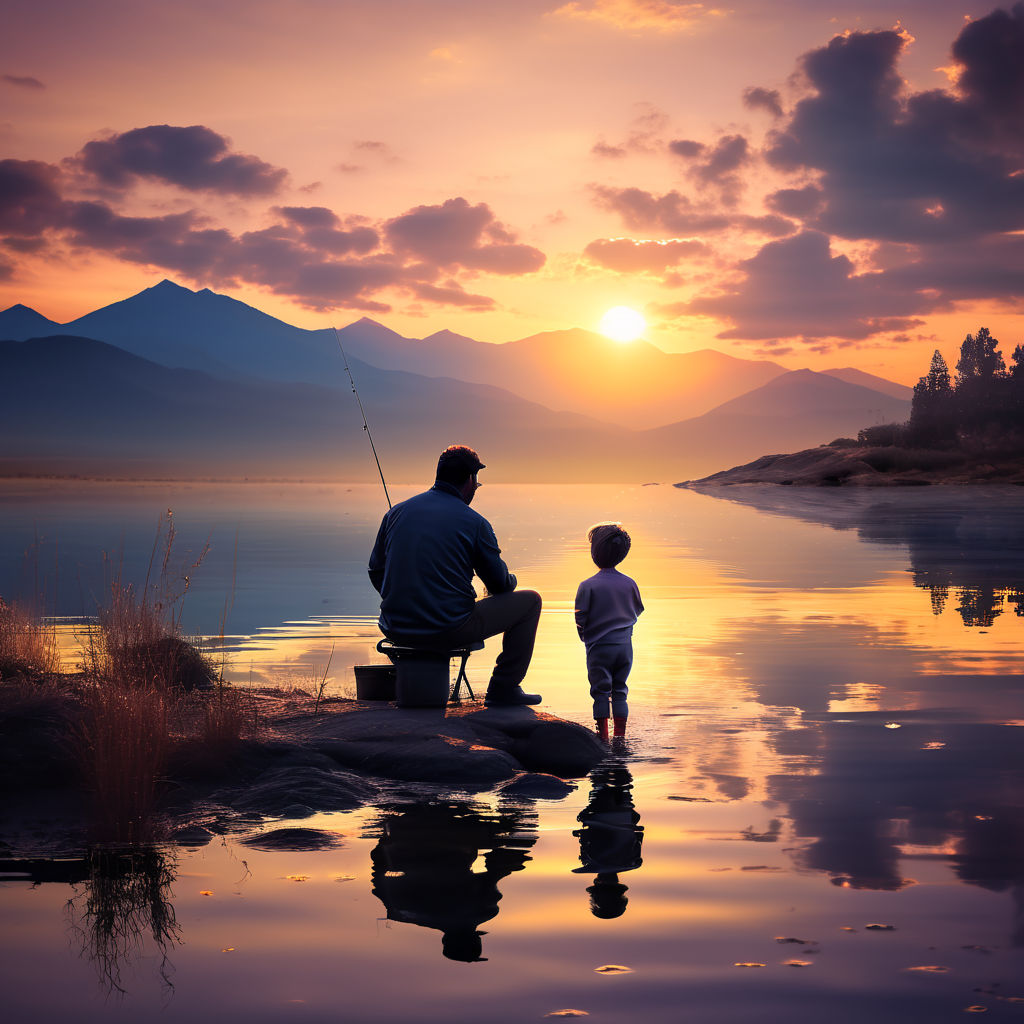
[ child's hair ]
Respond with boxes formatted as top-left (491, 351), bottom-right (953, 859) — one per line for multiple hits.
top-left (588, 522), bottom-right (631, 568)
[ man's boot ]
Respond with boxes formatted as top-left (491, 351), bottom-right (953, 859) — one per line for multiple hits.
top-left (595, 718), bottom-right (609, 741)
top-left (613, 716), bottom-right (627, 737)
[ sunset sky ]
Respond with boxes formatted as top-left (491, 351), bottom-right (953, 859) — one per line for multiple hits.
top-left (3, 0), bottom-right (1023, 382)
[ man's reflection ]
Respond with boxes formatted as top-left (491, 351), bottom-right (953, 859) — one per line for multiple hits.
top-left (370, 799), bottom-right (537, 962)
top-left (572, 764), bottom-right (644, 918)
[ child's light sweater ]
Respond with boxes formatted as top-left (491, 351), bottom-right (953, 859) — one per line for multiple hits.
top-left (575, 567), bottom-right (644, 651)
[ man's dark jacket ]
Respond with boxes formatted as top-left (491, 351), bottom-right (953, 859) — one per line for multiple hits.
top-left (368, 482), bottom-right (517, 639)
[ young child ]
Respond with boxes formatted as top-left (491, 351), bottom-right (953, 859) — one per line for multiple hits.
top-left (575, 522), bottom-right (644, 741)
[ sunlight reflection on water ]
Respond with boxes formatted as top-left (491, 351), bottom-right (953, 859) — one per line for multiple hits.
top-left (2, 481), bottom-right (1024, 1022)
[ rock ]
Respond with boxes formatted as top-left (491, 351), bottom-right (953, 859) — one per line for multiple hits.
top-left (323, 735), bottom-right (522, 785)
top-left (510, 720), bottom-right (608, 777)
top-left (240, 827), bottom-right (344, 851)
top-left (223, 765), bottom-right (374, 817)
top-left (169, 824), bottom-right (216, 848)
top-left (499, 773), bottom-right (577, 800)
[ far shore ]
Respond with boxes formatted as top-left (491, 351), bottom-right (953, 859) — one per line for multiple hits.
top-left (678, 444), bottom-right (1024, 488)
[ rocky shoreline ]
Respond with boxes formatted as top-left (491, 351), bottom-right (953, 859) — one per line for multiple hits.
top-left (0, 685), bottom-right (605, 856)
top-left (677, 444), bottom-right (1024, 487)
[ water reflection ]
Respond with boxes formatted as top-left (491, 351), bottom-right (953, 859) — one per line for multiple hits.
top-left (572, 763), bottom-right (644, 919)
top-left (60, 846), bottom-right (181, 995)
top-left (694, 484), bottom-right (1024, 626)
top-left (369, 800), bottom-right (537, 962)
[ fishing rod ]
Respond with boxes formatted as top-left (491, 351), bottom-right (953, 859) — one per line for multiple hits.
top-left (333, 327), bottom-right (392, 510)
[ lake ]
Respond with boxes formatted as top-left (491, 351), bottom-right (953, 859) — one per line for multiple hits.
top-left (1, 479), bottom-right (1023, 1022)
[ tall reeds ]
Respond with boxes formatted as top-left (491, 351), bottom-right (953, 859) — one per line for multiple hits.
top-left (0, 597), bottom-right (60, 680)
top-left (77, 511), bottom-right (224, 841)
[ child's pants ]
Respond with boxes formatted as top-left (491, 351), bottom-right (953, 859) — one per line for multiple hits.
top-left (587, 640), bottom-right (632, 719)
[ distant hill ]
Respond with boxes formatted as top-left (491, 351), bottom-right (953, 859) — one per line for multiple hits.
top-left (0, 335), bottom-right (632, 481)
top-left (338, 319), bottom-right (790, 428)
top-left (59, 280), bottom-right (341, 384)
top-left (641, 369), bottom-right (912, 478)
top-left (1, 281), bottom-right (919, 481)
top-left (822, 367), bottom-right (913, 401)
top-left (0, 304), bottom-right (61, 339)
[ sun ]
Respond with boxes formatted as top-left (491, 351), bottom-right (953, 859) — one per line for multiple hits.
top-left (598, 306), bottom-right (646, 343)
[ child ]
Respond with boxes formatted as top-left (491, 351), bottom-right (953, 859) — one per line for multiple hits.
top-left (575, 522), bottom-right (644, 741)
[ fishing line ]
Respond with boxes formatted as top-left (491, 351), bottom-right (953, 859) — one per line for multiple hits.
top-left (333, 327), bottom-right (392, 510)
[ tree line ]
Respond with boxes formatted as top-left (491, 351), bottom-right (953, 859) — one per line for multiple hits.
top-left (858, 328), bottom-right (1024, 448)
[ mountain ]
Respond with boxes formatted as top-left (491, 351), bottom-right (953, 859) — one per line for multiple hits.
top-left (640, 369), bottom-right (912, 478)
top-left (337, 320), bottom-right (790, 428)
top-left (0, 304), bottom-right (61, 339)
top-left (0, 335), bottom-right (631, 481)
top-left (822, 367), bottom-right (914, 401)
top-left (62, 280), bottom-right (341, 384)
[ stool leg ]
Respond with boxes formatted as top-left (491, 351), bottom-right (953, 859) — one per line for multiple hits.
top-left (453, 653), bottom-right (475, 701)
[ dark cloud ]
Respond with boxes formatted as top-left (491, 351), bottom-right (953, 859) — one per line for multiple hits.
top-left (668, 139), bottom-right (703, 158)
top-left (582, 236), bottom-right (709, 273)
top-left (763, 13), bottom-right (1024, 243)
top-left (2, 74), bottom-right (45, 90)
top-left (74, 125), bottom-right (288, 197)
top-left (384, 197), bottom-right (545, 274)
top-left (1, 146), bottom-right (543, 313)
top-left (766, 184), bottom-right (825, 219)
top-left (687, 231), bottom-right (933, 341)
top-left (0, 159), bottom-right (65, 236)
top-left (592, 139), bottom-right (628, 158)
top-left (669, 134), bottom-right (752, 203)
top-left (409, 280), bottom-right (496, 309)
top-left (742, 86), bottom-right (783, 117)
top-left (591, 183), bottom-right (792, 236)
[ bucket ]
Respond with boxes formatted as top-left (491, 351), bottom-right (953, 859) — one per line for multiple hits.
top-left (354, 664), bottom-right (396, 701)
top-left (394, 653), bottom-right (450, 708)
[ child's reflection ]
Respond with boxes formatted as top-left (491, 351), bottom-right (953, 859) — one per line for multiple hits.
top-left (370, 800), bottom-right (537, 962)
top-left (572, 764), bottom-right (644, 918)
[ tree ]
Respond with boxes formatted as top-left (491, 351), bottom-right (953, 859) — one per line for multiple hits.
top-left (955, 327), bottom-right (1005, 386)
top-left (909, 349), bottom-right (955, 444)
top-left (955, 327), bottom-right (1008, 435)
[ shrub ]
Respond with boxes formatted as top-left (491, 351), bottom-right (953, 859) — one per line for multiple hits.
top-left (857, 422), bottom-right (907, 447)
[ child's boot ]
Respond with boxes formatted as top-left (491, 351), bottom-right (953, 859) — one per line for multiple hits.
top-left (595, 718), bottom-right (609, 741)
top-left (613, 716), bottom-right (627, 737)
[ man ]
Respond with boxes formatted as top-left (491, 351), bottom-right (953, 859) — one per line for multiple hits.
top-left (368, 444), bottom-right (542, 706)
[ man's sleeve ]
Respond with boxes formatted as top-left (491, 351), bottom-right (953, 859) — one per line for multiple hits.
top-left (367, 514), bottom-right (388, 594)
top-left (574, 582), bottom-right (589, 640)
top-left (473, 520), bottom-right (516, 595)
top-left (634, 581), bottom-right (644, 616)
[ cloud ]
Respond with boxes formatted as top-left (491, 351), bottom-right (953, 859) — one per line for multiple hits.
top-left (582, 236), bottom-right (709, 273)
top-left (686, 230), bottom-right (933, 341)
top-left (0, 159), bottom-right (65, 236)
top-left (0, 144), bottom-right (545, 314)
top-left (384, 197), bottom-right (545, 274)
top-left (591, 183), bottom-right (793, 236)
top-left (592, 103), bottom-right (669, 157)
top-left (763, 12), bottom-right (1024, 243)
top-left (591, 140), bottom-right (628, 158)
top-left (2, 74), bottom-right (45, 90)
top-left (73, 125), bottom-right (288, 197)
top-left (549, 0), bottom-right (719, 32)
top-left (742, 86), bottom-right (783, 117)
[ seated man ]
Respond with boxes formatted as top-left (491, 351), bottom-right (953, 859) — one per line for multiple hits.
top-left (367, 444), bottom-right (542, 706)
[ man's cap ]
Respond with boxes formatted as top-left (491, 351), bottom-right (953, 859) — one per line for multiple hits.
top-left (437, 444), bottom-right (485, 479)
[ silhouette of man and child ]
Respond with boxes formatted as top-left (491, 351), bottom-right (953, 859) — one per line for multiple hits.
top-left (368, 443), bottom-right (644, 738)
top-left (368, 445), bottom-right (646, 957)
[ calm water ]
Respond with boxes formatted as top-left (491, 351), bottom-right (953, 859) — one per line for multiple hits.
top-left (2, 480), bottom-right (1023, 1022)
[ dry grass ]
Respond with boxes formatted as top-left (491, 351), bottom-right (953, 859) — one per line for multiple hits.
top-left (0, 598), bottom-right (60, 680)
top-left (78, 680), bottom-right (170, 843)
